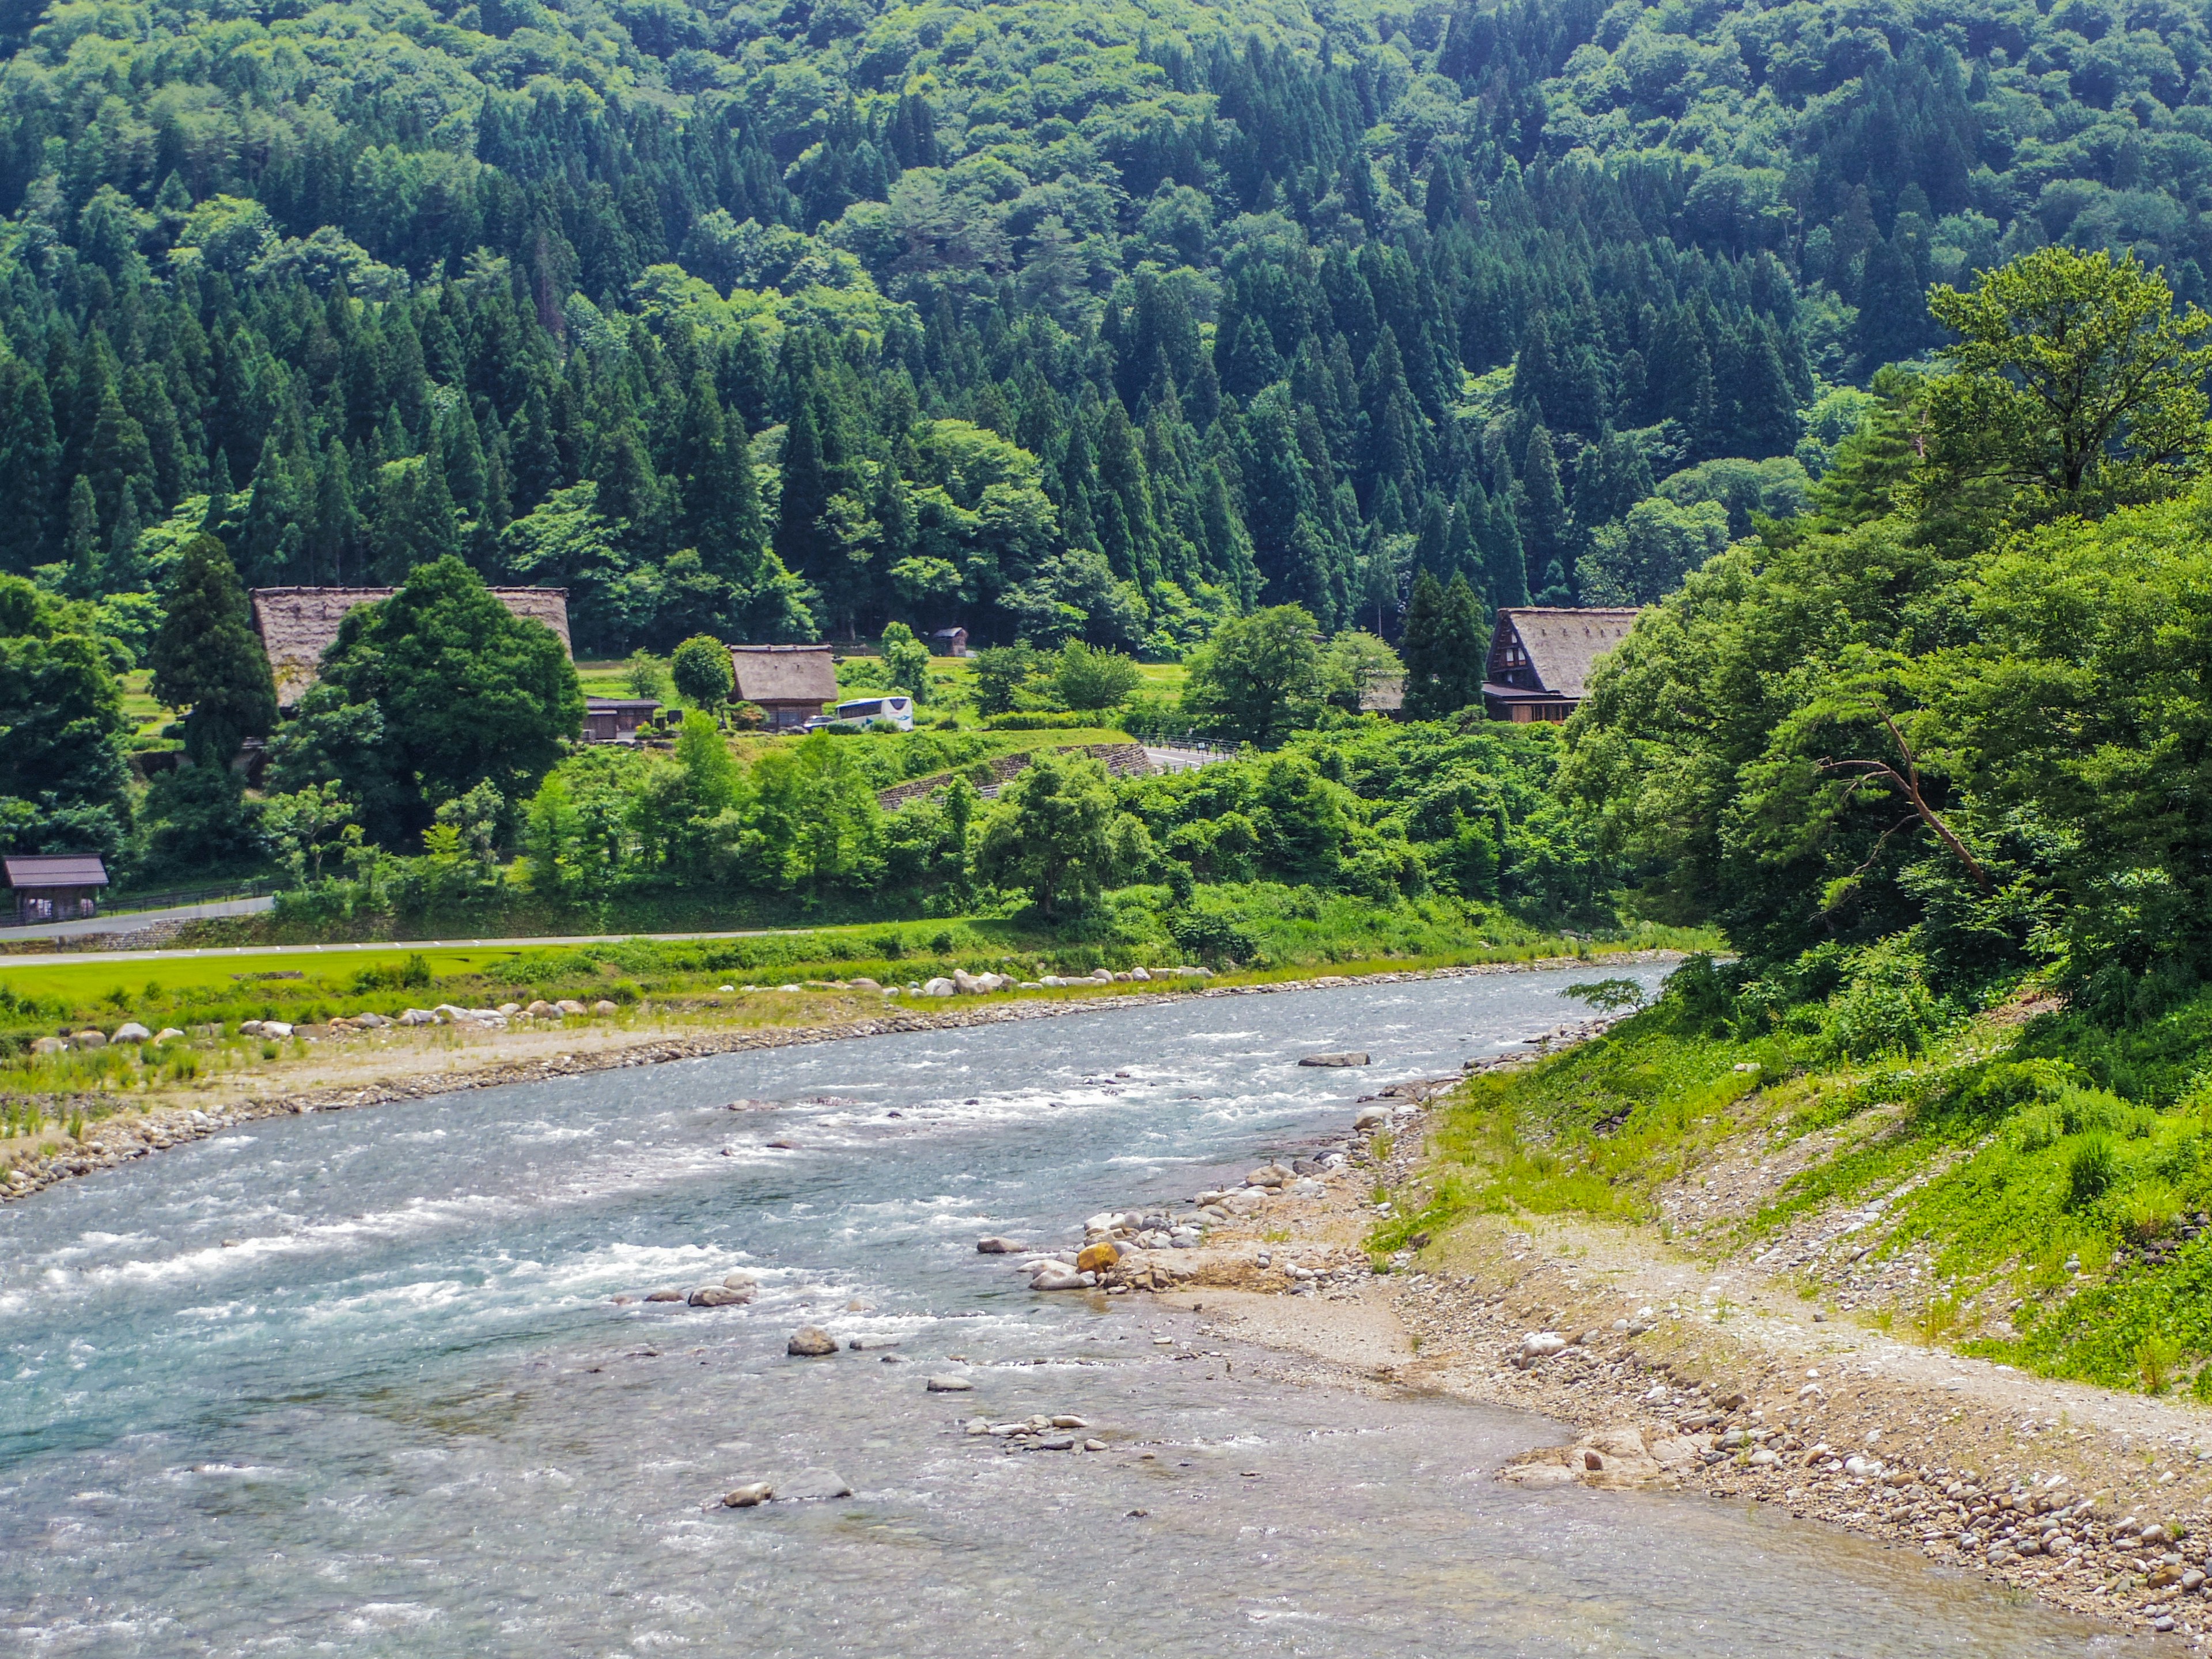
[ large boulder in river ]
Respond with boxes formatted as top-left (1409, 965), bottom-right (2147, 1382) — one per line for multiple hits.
top-left (787, 1325), bottom-right (839, 1357)
top-left (689, 1285), bottom-right (752, 1308)
top-left (1299, 1051), bottom-right (1370, 1067)
top-left (921, 978), bottom-right (956, 997)
top-left (112, 1022), bottom-right (151, 1043)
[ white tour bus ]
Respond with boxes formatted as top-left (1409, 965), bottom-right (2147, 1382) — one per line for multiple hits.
top-left (811, 694), bottom-right (915, 731)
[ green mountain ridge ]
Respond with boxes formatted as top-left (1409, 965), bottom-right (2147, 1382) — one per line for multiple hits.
top-left (5, 0), bottom-right (2212, 860)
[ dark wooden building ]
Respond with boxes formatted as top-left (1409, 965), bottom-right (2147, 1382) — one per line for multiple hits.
top-left (730, 645), bottom-right (838, 731)
top-left (582, 698), bottom-right (660, 744)
top-left (4, 854), bottom-right (109, 926)
top-left (929, 627), bottom-right (969, 657)
top-left (1482, 607), bottom-right (1641, 722)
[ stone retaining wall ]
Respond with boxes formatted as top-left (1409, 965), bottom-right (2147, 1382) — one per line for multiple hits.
top-left (876, 743), bottom-right (1153, 810)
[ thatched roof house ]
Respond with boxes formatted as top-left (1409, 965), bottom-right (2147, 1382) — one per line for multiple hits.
top-left (730, 644), bottom-right (837, 730)
top-left (1482, 607), bottom-right (1640, 722)
top-left (250, 586), bottom-right (571, 700)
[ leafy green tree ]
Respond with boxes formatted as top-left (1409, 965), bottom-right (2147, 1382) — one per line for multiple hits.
top-left (670, 634), bottom-right (734, 708)
top-left (0, 576), bottom-right (131, 856)
top-left (148, 534), bottom-right (277, 763)
top-left (971, 643), bottom-right (1037, 714)
top-left (1179, 605), bottom-right (1323, 746)
top-left (748, 732), bottom-right (880, 893)
top-left (264, 781), bottom-right (355, 884)
top-left (881, 619), bottom-right (933, 702)
top-left (139, 760), bottom-right (261, 876)
top-left (1320, 630), bottom-right (1402, 712)
top-left (975, 751), bottom-right (1149, 918)
top-left (1049, 640), bottom-right (1142, 710)
top-left (625, 652), bottom-right (672, 700)
top-left (1580, 498), bottom-right (1732, 605)
top-left (318, 556), bottom-right (583, 842)
top-left (1925, 248), bottom-right (2212, 504)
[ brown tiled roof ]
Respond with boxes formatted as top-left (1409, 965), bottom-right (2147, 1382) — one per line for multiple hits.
top-left (3, 854), bottom-right (109, 888)
top-left (250, 586), bottom-right (571, 699)
top-left (1490, 607), bottom-right (1641, 700)
top-left (730, 644), bottom-right (837, 707)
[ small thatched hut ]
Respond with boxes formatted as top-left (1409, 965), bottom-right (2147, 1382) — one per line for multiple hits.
top-left (250, 586), bottom-right (572, 702)
top-left (729, 644), bottom-right (838, 730)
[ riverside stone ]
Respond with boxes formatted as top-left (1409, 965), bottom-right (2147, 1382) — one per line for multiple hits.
top-left (921, 978), bottom-right (956, 997)
top-left (592, 1000), bottom-right (619, 1016)
top-left (926, 1376), bottom-right (974, 1392)
top-left (643, 1289), bottom-right (685, 1303)
top-left (112, 1022), bottom-right (151, 1042)
top-left (688, 1285), bottom-right (751, 1308)
top-left (975, 1236), bottom-right (1022, 1253)
top-left (1076, 1241), bottom-right (1120, 1274)
top-left (722, 1483), bottom-right (772, 1508)
top-left (787, 1325), bottom-right (838, 1356)
top-left (777, 1469), bottom-right (853, 1501)
top-left (1299, 1052), bottom-right (1370, 1067)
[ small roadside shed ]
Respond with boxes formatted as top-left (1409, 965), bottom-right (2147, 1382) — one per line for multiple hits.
top-left (930, 626), bottom-right (969, 657)
top-left (729, 645), bottom-right (838, 731)
top-left (3, 854), bottom-right (109, 926)
top-left (583, 698), bottom-right (660, 744)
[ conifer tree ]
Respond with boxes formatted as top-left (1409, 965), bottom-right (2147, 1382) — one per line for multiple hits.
top-left (149, 533), bottom-right (278, 762)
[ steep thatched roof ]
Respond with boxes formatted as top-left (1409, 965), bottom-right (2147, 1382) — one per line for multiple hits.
top-left (1490, 608), bottom-right (1640, 700)
top-left (730, 644), bottom-right (837, 706)
top-left (250, 586), bottom-right (571, 699)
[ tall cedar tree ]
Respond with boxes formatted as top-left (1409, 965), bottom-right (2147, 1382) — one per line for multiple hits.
top-left (149, 534), bottom-right (278, 763)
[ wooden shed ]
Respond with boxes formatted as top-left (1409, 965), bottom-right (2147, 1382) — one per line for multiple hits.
top-left (3, 853), bottom-right (108, 926)
top-left (929, 626), bottom-right (969, 657)
top-left (250, 586), bottom-right (573, 703)
top-left (1482, 607), bottom-right (1640, 722)
top-left (582, 698), bottom-right (660, 744)
top-left (729, 645), bottom-right (838, 731)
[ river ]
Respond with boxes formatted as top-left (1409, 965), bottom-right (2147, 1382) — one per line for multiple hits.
top-left (0, 967), bottom-right (2132, 1655)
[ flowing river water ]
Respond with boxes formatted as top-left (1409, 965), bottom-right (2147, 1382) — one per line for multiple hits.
top-left (0, 967), bottom-right (2139, 1656)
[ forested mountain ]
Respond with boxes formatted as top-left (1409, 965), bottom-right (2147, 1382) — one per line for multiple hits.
top-left (3, 0), bottom-right (2210, 655)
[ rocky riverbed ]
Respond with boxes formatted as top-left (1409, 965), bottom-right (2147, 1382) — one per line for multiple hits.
top-left (1085, 1051), bottom-right (2212, 1646)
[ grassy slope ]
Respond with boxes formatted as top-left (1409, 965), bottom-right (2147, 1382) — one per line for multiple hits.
top-left (1379, 988), bottom-right (2212, 1399)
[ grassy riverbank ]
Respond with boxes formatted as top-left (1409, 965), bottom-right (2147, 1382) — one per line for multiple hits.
top-left (1369, 969), bottom-right (2212, 1400)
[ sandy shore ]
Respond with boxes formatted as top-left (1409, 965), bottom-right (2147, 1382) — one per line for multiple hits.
top-left (0, 953), bottom-right (1676, 1204)
top-left (1132, 1074), bottom-right (2212, 1646)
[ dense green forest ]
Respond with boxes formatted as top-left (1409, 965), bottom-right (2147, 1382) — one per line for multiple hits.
top-left (2, 0), bottom-right (2209, 668)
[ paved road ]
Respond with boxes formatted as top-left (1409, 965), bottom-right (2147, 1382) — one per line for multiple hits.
top-left (0, 895), bottom-right (277, 944)
top-left (0, 920), bottom-right (846, 968)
